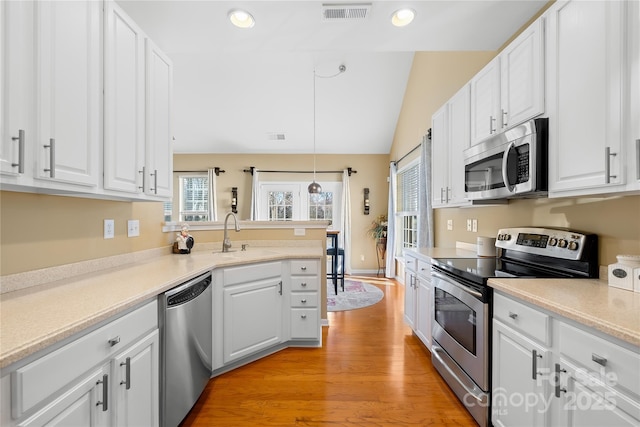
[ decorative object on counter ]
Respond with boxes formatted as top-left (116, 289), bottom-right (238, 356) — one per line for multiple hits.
top-left (327, 279), bottom-right (384, 312)
top-left (363, 187), bottom-right (370, 215)
top-left (173, 225), bottom-right (194, 254)
top-left (477, 236), bottom-right (497, 257)
top-left (231, 187), bottom-right (238, 213)
top-left (608, 254), bottom-right (640, 292)
top-left (368, 214), bottom-right (388, 276)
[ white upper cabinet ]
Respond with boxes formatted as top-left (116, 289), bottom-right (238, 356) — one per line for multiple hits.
top-left (546, 0), bottom-right (628, 196)
top-left (144, 39), bottom-right (173, 199)
top-left (431, 104), bottom-right (449, 208)
top-left (627, 0), bottom-right (640, 191)
top-left (470, 18), bottom-right (545, 145)
top-left (104, 2), bottom-right (146, 195)
top-left (35, 0), bottom-right (101, 187)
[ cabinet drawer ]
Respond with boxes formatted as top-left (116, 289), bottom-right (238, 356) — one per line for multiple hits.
top-left (290, 260), bottom-right (318, 275)
top-left (291, 276), bottom-right (318, 291)
top-left (417, 259), bottom-right (432, 280)
top-left (493, 293), bottom-right (550, 345)
top-left (559, 321), bottom-right (640, 398)
top-left (290, 309), bottom-right (319, 340)
top-left (405, 256), bottom-right (417, 272)
top-left (224, 261), bottom-right (281, 286)
top-left (290, 293), bottom-right (318, 308)
top-left (11, 300), bottom-right (158, 418)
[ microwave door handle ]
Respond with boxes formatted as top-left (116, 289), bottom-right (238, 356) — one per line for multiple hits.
top-left (501, 141), bottom-right (516, 192)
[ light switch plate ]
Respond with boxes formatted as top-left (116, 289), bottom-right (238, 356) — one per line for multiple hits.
top-left (472, 219), bottom-right (478, 233)
top-left (104, 219), bottom-right (115, 239)
top-left (127, 220), bottom-right (140, 237)
top-left (447, 219), bottom-right (453, 231)
top-left (466, 219), bottom-right (472, 231)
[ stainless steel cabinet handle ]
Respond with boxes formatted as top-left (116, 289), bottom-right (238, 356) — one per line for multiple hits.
top-left (554, 363), bottom-right (567, 398)
top-left (502, 109), bottom-right (508, 128)
top-left (301, 266), bottom-right (307, 271)
top-left (44, 138), bottom-right (55, 178)
top-left (636, 139), bottom-right (640, 179)
top-left (11, 129), bottom-right (25, 173)
top-left (446, 187), bottom-right (451, 203)
top-left (300, 299), bottom-right (307, 304)
top-left (605, 147), bottom-right (617, 183)
top-left (120, 357), bottom-right (131, 389)
top-left (489, 115), bottom-right (496, 134)
top-left (532, 349), bottom-right (543, 380)
top-left (592, 353), bottom-right (607, 367)
top-left (96, 374), bottom-right (108, 411)
top-left (278, 281), bottom-right (282, 295)
top-left (150, 169), bottom-right (158, 194)
top-left (508, 311), bottom-right (518, 319)
top-left (108, 336), bottom-right (120, 346)
top-left (440, 188), bottom-right (445, 203)
top-left (301, 314), bottom-right (307, 319)
top-left (138, 166), bottom-right (146, 191)
top-left (300, 282), bottom-right (307, 287)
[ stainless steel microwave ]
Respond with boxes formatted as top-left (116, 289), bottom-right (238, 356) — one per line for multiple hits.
top-left (463, 118), bottom-right (548, 200)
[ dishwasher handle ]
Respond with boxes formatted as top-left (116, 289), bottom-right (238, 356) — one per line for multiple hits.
top-left (166, 272), bottom-right (212, 307)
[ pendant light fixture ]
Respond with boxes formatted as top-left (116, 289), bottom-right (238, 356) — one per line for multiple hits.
top-left (308, 64), bottom-right (347, 194)
top-left (308, 69), bottom-right (322, 194)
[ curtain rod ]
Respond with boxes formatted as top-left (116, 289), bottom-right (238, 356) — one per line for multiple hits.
top-left (243, 166), bottom-right (356, 176)
top-left (393, 128), bottom-right (431, 165)
top-left (173, 167), bottom-right (225, 175)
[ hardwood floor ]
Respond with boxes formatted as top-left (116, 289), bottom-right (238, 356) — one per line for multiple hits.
top-left (180, 276), bottom-right (477, 426)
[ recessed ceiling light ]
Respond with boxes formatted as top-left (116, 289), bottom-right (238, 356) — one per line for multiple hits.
top-left (391, 8), bottom-right (415, 27)
top-left (228, 9), bottom-right (255, 28)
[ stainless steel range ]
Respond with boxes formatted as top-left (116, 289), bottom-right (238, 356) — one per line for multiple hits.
top-left (430, 227), bottom-right (599, 427)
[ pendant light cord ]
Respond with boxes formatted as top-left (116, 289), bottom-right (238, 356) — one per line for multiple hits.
top-left (313, 69), bottom-right (317, 183)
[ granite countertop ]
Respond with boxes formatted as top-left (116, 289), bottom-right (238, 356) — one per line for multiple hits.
top-left (489, 277), bottom-right (640, 347)
top-left (0, 246), bottom-right (323, 370)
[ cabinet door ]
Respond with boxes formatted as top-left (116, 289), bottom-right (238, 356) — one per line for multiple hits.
top-left (492, 320), bottom-right (550, 427)
top-left (470, 58), bottom-right (500, 145)
top-left (0, 0), bottom-right (33, 178)
top-left (627, 0), bottom-right (640, 189)
top-left (547, 0), bottom-right (625, 195)
top-left (500, 18), bottom-right (544, 130)
top-left (35, 0), bottom-right (101, 187)
top-left (431, 105), bottom-right (448, 207)
top-left (145, 39), bottom-right (173, 199)
top-left (104, 2), bottom-right (146, 194)
top-left (403, 270), bottom-right (416, 329)
top-left (223, 278), bottom-right (283, 363)
top-left (112, 330), bottom-right (159, 427)
top-left (415, 276), bottom-right (432, 349)
top-left (447, 84), bottom-right (471, 204)
top-left (18, 366), bottom-right (110, 427)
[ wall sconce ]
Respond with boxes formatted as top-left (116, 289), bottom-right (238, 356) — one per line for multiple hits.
top-left (231, 187), bottom-right (238, 214)
top-left (364, 188), bottom-right (370, 215)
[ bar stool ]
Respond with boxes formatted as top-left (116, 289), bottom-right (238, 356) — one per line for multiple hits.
top-left (326, 246), bottom-right (345, 294)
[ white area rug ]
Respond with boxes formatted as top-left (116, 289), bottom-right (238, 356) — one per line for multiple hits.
top-left (327, 280), bottom-right (384, 312)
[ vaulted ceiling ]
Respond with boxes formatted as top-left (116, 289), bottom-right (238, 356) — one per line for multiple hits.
top-left (117, 0), bottom-right (548, 154)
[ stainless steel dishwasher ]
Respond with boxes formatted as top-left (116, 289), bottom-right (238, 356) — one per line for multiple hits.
top-left (159, 271), bottom-right (212, 427)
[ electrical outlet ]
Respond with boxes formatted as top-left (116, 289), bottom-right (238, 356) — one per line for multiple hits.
top-left (472, 219), bottom-right (478, 233)
top-left (466, 219), bottom-right (472, 231)
top-left (127, 220), bottom-right (140, 237)
top-left (360, 254), bottom-right (365, 261)
top-left (104, 219), bottom-right (115, 239)
top-left (447, 219), bottom-right (453, 231)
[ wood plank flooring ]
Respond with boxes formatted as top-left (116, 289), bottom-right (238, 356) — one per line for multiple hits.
top-left (180, 276), bottom-right (477, 426)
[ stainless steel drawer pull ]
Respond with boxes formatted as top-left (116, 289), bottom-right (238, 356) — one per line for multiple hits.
top-left (532, 350), bottom-right (543, 380)
top-left (592, 353), bottom-right (607, 367)
top-left (44, 138), bottom-right (55, 178)
top-left (11, 129), bottom-right (25, 173)
top-left (508, 311), bottom-right (518, 319)
top-left (108, 336), bottom-right (121, 346)
top-left (96, 374), bottom-right (108, 411)
top-left (301, 282), bottom-right (307, 287)
top-left (301, 299), bottom-right (307, 303)
top-left (120, 357), bottom-right (131, 389)
top-left (301, 314), bottom-right (307, 319)
top-left (554, 363), bottom-right (567, 398)
top-left (301, 266), bottom-right (307, 271)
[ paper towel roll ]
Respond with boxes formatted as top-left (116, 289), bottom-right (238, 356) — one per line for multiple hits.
top-left (477, 236), bottom-right (497, 257)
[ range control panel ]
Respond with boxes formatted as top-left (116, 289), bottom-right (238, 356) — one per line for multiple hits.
top-left (495, 227), bottom-right (593, 261)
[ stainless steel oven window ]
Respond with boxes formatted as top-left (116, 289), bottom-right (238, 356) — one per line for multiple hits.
top-left (434, 287), bottom-right (477, 354)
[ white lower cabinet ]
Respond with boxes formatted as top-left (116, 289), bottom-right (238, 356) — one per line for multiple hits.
top-left (289, 260), bottom-right (321, 341)
top-left (1, 300), bottom-right (159, 427)
top-left (492, 291), bottom-right (640, 427)
top-left (403, 252), bottom-right (432, 350)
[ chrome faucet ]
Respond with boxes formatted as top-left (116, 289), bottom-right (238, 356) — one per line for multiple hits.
top-left (222, 212), bottom-right (240, 252)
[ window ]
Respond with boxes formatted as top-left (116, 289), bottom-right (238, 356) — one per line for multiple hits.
top-left (179, 175), bottom-right (210, 221)
top-left (396, 161), bottom-right (419, 253)
top-left (309, 192), bottom-right (333, 225)
top-left (267, 190), bottom-right (294, 221)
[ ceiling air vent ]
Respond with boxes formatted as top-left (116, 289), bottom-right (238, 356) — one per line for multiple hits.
top-left (322, 3), bottom-right (371, 21)
top-left (267, 132), bottom-right (286, 141)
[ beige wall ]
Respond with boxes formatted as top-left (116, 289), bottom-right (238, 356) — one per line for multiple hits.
top-left (174, 153), bottom-right (390, 272)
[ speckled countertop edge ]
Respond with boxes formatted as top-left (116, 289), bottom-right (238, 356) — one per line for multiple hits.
top-left (489, 277), bottom-right (640, 348)
top-left (0, 244), bottom-right (323, 369)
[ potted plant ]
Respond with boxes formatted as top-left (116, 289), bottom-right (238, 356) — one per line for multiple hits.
top-left (368, 214), bottom-right (388, 243)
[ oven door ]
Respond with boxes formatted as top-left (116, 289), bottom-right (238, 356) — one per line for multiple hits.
top-left (431, 270), bottom-right (490, 391)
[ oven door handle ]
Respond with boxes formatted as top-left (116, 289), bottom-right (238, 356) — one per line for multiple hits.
top-left (432, 271), bottom-right (483, 299)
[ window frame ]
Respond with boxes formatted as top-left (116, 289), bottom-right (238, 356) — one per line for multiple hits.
top-left (395, 159), bottom-right (420, 256)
